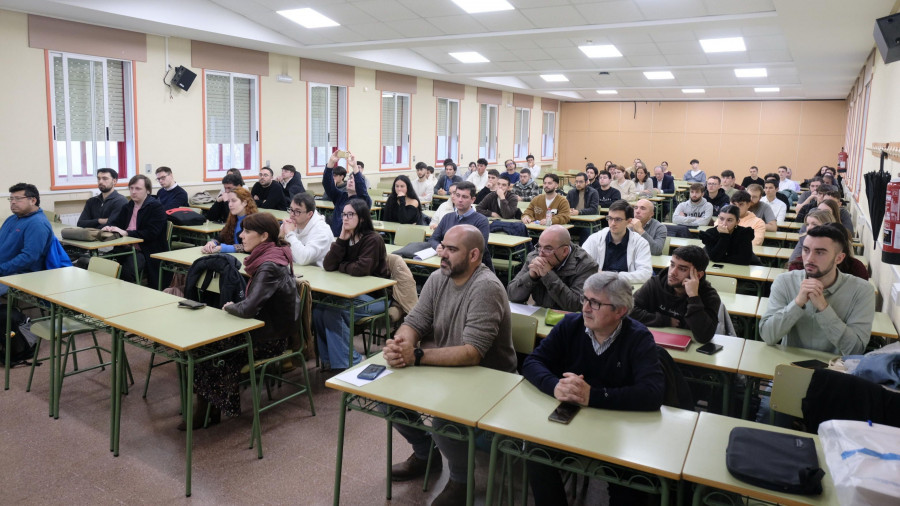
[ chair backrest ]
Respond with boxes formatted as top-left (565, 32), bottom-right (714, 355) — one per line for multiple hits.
top-left (662, 236), bottom-right (671, 255)
top-left (166, 221), bottom-right (174, 249)
top-left (706, 274), bottom-right (736, 293)
top-left (87, 256), bottom-right (122, 278)
top-left (510, 313), bottom-right (538, 355)
top-left (394, 225), bottom-right (426, 246)
top-left (44, 210), bottom-right (60, 223)
top-left (771, 364), bottom-right (814, 418)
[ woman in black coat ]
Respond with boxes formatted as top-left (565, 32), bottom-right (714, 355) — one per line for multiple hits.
top-left (699, 204), bottom-right (761, 265)
top-left (382, 175), bottom-right (422, 224)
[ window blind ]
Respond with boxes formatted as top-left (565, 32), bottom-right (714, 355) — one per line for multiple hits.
top-left (310, 85), bottom-right (328, 146)
top-left (206, 74), bottom-right (231, 144)
top-left (233, 77), bottom-right (252, 144)
top-left (437, 98), bottom-right (448, 137)
top-left (107, 60), bottom-right (125, 142)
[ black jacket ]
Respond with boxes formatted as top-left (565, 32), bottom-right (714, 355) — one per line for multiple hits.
top-left (185, 254), bottom-right (247, 309)
top-left (78, 191), bottom-right (127, 228)
top-left (565, 186), bottom-right (600, 215)
top-left (224, 261), bottom-right (300, 345)
top-left (699, 225), bottom-right (761, 265)
top-left (703, 190), bottom-right (730, 216)
top-left (630, 268), bottom-right (721, 344)
top-left (283, 173), bottom-right (306, 200)
top-left (109, 197), bottom-right (168, 254)
top-left (251, 181), bottom-right (288, 210)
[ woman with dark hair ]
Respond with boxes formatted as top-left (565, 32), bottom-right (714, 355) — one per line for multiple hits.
top-left (633, 165), bottom-right (654, 196)
top-left (184, 212), bottom-right (299, 430)
top-left (699, 204), bottom-right (761, 265)
top-left (382, 175), bottom-right (422, 224)
top-left (313, 199), bottom-right (390, 370)
top-left (201, 187), bottom-right (257, 254)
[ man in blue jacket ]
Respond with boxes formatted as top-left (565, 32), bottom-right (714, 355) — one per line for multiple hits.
top-left (0, 183), bottom-right (53, 295)
top-left (322, 151), bottom-right (371, 237)
top-left (154, 166), bottom-right (188, 210)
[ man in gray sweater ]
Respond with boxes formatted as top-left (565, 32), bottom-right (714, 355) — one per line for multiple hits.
top-left (629, 199), bottom-right (667, 255)
top-left (672, 183), bottom-right (713, 227)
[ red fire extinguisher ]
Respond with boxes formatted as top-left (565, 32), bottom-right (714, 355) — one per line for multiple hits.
top-left (884, 176), bottom-right (900, 265)
top-left (838, 148), bottom-right (848, 173)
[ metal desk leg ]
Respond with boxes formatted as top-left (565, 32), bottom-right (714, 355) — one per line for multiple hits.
top-left (386, 419), bottom-right (393, 500)
top-left (333, 392), bottom-right (349, 506)
top-left (48, 303), bottom-right (58, 418)
top-left (245, 334), bottom-right (262, 459)
top-left (466, 427), bottom-right (475, 506)
top-left (347, 301), bottom-right (356, 369)
top-left (484, 434), bottom-right (501, 506)
top-left (131, 247), bottom-right (140, 286)
top-left (185, 355), bottom-right (195, 497)
top-left (5, 293), bottom-right (14, 390)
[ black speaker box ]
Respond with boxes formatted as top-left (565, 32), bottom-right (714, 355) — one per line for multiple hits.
top-left (171, 66), bottom-right (197, 91)
top-left (874, 14), bottom-right (900, 64)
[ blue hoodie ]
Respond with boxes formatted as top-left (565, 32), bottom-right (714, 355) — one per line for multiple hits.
top-left (0, 209), bottom-right (53, 276)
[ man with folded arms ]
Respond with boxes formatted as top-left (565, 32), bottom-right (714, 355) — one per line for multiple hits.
top-left (78, 168), bottom-right (127, 228)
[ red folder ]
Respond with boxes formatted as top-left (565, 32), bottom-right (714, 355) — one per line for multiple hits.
top-left (651, 330), bottom-right (692, 351)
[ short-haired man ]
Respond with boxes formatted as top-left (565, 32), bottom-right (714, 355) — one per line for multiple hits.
top-left (429, 181), bottom-right (492, 270)
top-left (507, 225), bottom-right (598, 312)
top-left (281, 193), bottom-right (334, 267)
top-left (585, 165), bottom-right (602, 193)
top-left (154, 166), bottom-right (189, 210)
top-left (525, 154), bottom-right (540, 180)
top-left (797, 177), bottom-right (823, 209)
top-left (434, 162), bottom-right (462, 196)
top-left (103, 175), bottom-right (168, 287)
top-left (595, 170), bottom-right (622, 209)
top-left (251, 166), bottom-right (288, 211)
top-left (323, 152), bottom-right (371, 237)
top-left (476, 173), bottom-right (520, 219)
top-left (777, 165), bottom-right (801, 193)
top-left (78, 168), bottom-right (127, 228)
top-left (0, 183), bottom-right (53, 294)
top-left (610, 164), bottom-right (637, 202)
top-left (521, 174), bottom-right (571, 225)
top-left (565, 172), bottom-right (600, 216)
top-left (741, 165), bottom-right (764, 188)
top-left (651, 165), bottom-right (675, 193)
top-left (762, 179), bottom-right (788, 222)
top-left (731, 190), bottom-right (766, 245)
top-left (684, 159), bottom-right (706, 184)
top-left (746, 184), bottom-right (777, 231)
top-left (280, 164), bottom-right (306, 200)
top-left (720, 170), bottom-right (741, 197)
top-left (523, 271), bottom-right (664, 505)
top-left (583, 200), bottom-right (652, 284)
top-left (383, 225), bottom-right (517, 505)
top-left (411, 162), bottom-right (434, 203)
top-left (474, 169), bottom-right (500, 204)
top-left (630, 199), bottom-right (667, 255)
top-left (206, 174), bottom-right (243, 223)
top-left (796, 184), bottom-right (853, 234)
top-left (631, 245), bottom-right (720, 343)
top-left (429, 183), bottom-right (457, 230)
top-left (703, 175), bottom-right (730, 216)
top-left (673, 183), bottom-right (713, 227)
top-left (503, 159), bottom-right (520, 185)
top-left (760, 223), bottom-right (874, 355)
top-left (513, 168), bottom-right (542, 202)
top-left (467, 158), bottom-right (490, 192)
top-left (462, 161), bottom-right (477, 180)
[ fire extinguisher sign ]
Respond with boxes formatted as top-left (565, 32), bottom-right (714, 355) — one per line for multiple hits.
top-left (884, 178), bottom-right (900, 264)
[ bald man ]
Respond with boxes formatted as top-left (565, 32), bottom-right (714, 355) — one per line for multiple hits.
top-left (629, 199), bottom-right (668, 255)
top-left (507, 225), bottom-right (598, 312)
top-left (383, 225), bottom-right (517, 504)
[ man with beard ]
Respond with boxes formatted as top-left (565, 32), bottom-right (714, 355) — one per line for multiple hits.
top-left (760, 223), bottom-right (874, 355)
top-left (251, 166), bottom-right (288, 211)
top-left (383, 225), bottom-right (516, 506)
top-left (672, 183), bottom-right (713, 227)
top-left (512, 168), bottom-right (541, 202)
top-left (78, 168), bottom-right (127, 228)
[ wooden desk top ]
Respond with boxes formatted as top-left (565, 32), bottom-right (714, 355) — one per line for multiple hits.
top-left (384, 244), bottom-right (441, 268)
top-left (46, 282), bottom-right (183, 320)
top-left (172, 222), bottom-right (224, 234)
top-left (666, 237), bottom-right (785, 259)
top-left (737, 340), bottom-right (837, 380)
top-left (646, 327), bottom-right (745, 373)
top-left (0, 267), bottom-right (119, 297)
top-left (652, 255), bottom-right (771, 281)
top-left (477, 381), bottom-right (698, 480)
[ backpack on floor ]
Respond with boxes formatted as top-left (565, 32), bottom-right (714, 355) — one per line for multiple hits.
top-left (0, 305), bottom-right (36, 365)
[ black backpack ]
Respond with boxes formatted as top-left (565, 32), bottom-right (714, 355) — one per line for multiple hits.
top-left (0, 305), bottom-right (35, 365)
top-left (166, 208), bottom-right (206, 226)
top-left (183, 254), bottom-right (246, 309)
top-left (726, 427), bottom-right (825, 495)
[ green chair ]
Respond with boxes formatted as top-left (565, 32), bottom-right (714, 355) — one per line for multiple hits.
top-left (705, 274), bottom-right (737, 293)
top-left (770, 364), bottom-right (813, 420)
top-left (166, 221), bottom-right (195, 251)
top-left (511, 313), bottom-right (538, 356)
top-left (394, 225), bottom-right (425, 246)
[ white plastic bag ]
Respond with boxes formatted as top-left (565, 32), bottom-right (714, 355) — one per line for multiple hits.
top-left (818, 419), bottom-right (900, 506)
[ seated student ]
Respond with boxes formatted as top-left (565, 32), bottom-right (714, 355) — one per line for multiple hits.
top-left (201, 187), bottom-right (258, 254)
top-left (651, 165), bottom-right (675, 194)
top-left (741, 165), bottom-right (764, 189)
top-left (467, 158), bottom-right (490, 192)
top-left (477, 173), bottom-right (520, 219)
top-left (699, 204), bottom-right (761, 265)
top-left (507, 225), bottom-right (598, 312)
top-left (582, 200), bottom-right (652, 284)
top-left (525, 154), bottom-right (540, 180)
top-left (429, 182), bottom-right (457, 230)
top-left (672, 183), bottom-right (713, 227)
top-left (411, 162), bottom-right (434, 203)
top-left (226, 168), bottom-right (245, 186)
top-left (731, 190), bottom-right (766, 245)
top-left (281, 192), bottom-right (335, 267)
top-left (462, 160), bottom-right (477, 180)
top-left (430, 181), bottom-right (492, 270)
top-left (103, 175), bottom-right (168, 287)
top-left (703, 176), bottom-right (730, 216)
top-left (609, 164), bottom-right (638, 202)
top-left (382, 175), bottom-right (422, 225)
top-left (185, 212), bottom-right (300, 430)
top-left (631, 246), bottom-right (720, 344)
top-left (683, 159), bottom-right (706, 183)
top-left (322, 152), bottom-right (371, 237)
top-left (512, 168), bottom-right (542, 202)
top-left (522, 271), bottom-right (664, 505)
top-left (313, 200), bottom-right (389, 370)
top-left (154, 166), bottom-right (189, 211)
top-left (787, 210), bottom-right (868, 279)
top-left (762, 178), bottom-right (787, 222)
top-left (251, 166), bottom-right (288, 211)
top-left (630, 199), bottom-right (667, 255)
top-left (633, 165), bottom-right (655, 197)
top-left (521, 174), bottom-right (571, 225)
top-left (746, 183), bottom-right (778, 232)
top-left (760, 223), bottom-right (875, 355)
top-left (720, 169), bottom-right (742, 197)
top-left (594, 169), bottom-right (622, 209)
top-left (0, 183), bottom-right (53, 296)
top-left (434, 161), bottom-right (462, 196)
top-left (585, 165), bottom-right (602, 193)
top-left (78, 168), bottom-right (127, 228)
top-left (473, 169), bottom-right (500, 204)
top-left (796, 184), bottom-right (853, 235)
top-left (565, 172), bottom-right (600, 216)
top-left (822, 171), bottom-right (843, 198)
top-left (796, 176), bottom-right (823, 210)
top-left (503, 159), bottom-right (520, 185)
top-left (205, 174), bottom-right (243, 223)
top-left (280, 164), bottom-right (306, 200)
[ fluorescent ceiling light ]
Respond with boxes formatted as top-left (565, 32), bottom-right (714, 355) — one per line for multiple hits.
top-left (596, 90), bottom-right (618, 95)
top-left (452, 0), bottom-right (514, 14)
top-left (735, 68), bottom-right (767, 78)
top-left (700, 37), bottom-right (746, 53)
top-left (682, 88), bottom-right (705, 94)
top-left (449, 52), bottom-right (489, 63)
top-left (644, 71), bottom-right (674, 80)
top-left (541, 74), bottom-right (568, 82)
top-left (550, 91), bottom-right (583, 99)
top-left (755, 87), bottom-right (780, 93)
top-left (277, 8), bottom-right (339, 28)
top-left (579, 44), bottom-right (622, 58)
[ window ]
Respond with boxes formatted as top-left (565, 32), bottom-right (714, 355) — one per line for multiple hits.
top-left (309, 83), bottom-right (347, 171)
top-left (49, 52), bottom-right (136, 187)
top-left (479, 103), bottom-right (498, 163)
top-left (541, 111), bottom-right (556, 160)
top-left (205, 71), bottom-right (259, 179)
top-left (513, 107), bottom-right (530, 161)
top-left (436, 98), bottom-right (459, 163)
top-left (381, 92), bottom-right (410, 168)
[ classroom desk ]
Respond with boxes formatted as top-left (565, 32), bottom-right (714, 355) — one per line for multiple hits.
top-left (106, 303), bottom-right (264, 497)
top-left (326, 355), bottom-right (523, 506)
top-left (384, 244), bottom-right (441, 282)
top-left (53, 223), bottom-right (143, 279)
top-left (171, 221), bottom-right (224, 245)
top-left (683, 411), bottom-right (839, 506)
top-left (568, 213), bottom-right (606, 235)
top-left (479, 381), bottom-right (698, 506)
top-left (191, 202), bottom-right (213, 211)
top-left (652, 255), bottom-right (771, 295)
top-left (259, 208), bottom-right (289, 221)
top-left (666, 237), bottom-right (789, 264)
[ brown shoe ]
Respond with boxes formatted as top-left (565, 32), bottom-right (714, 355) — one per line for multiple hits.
top-left (391, 452), bottom-right (442, 481)
top-left (431, 479), bottom-right (467, 506)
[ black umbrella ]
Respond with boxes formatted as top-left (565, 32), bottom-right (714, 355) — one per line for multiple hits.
top-left (864, 150), bottom-right (892, 248)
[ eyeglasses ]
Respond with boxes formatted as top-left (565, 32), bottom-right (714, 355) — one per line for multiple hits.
top-left (580, 297), bottom-right (617, 311)
top-left (606, 216), bottom-right (626, 224)
top-left (155, 176), bottom-right (168, 182)
top-left (289, 208), bottom-right (308, 216)
top-left (8, 196), bottom-right (32, 202)
top-left (536, 244), bottom-right (565, 255)
top-left (341, 212), bottom-right (357, 219)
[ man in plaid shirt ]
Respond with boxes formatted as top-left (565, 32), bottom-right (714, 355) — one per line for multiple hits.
top-left (513, 168), bottom-right (542, 202)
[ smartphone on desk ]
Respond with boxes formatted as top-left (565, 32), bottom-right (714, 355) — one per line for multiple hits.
top-left (178, 299), bottom-right (206, 310)
top-left (548, 402), bottom-right (580, 425)
top-left (697, 342), bottom-right (723, 355)
top-left (356, 364), bottom-right (386, 381)
top-left (792, 359), bottom-right (828, 370)
top-left (711, 264), bottom-right (725, 269)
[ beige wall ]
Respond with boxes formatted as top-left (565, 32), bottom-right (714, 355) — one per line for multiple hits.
top-left (559, 100), bottom-right (847, 181)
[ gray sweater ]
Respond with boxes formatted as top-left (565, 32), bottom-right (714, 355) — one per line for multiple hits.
top-left (673, 198), bottom-right (713, 227)
top-left (637, 218), bottom-right (668, 256)
top-left (507, 243), bottom-right (598, 312)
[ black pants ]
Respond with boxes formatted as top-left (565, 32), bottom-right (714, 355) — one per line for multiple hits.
top-left (527, 460), bottom-right (650, 505)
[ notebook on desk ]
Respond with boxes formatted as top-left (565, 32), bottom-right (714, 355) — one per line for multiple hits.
top-left (651, 330), bottom-right (692, 351)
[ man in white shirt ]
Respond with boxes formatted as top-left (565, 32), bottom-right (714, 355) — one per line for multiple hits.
top-left (411, 162), bottom-right (433, 203)
top-left (762, 179), bottom-right (787, 222)
top-left (583, 200), bottom-right (652, 284)
top-left (777, 165), bottom-right (801, 205)
top-left (281, 193), bottom-right (334, 267)
top-left (525, 154), bottom-right (540, 180)
top-left (467, 158), bottom-right (489, 192)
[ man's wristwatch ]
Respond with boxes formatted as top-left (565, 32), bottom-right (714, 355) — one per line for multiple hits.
top-left (413, 347), bottom-right (424, 366)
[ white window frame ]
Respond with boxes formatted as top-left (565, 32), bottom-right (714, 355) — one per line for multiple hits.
top-left (479, 103), bottom-right (499, 164)
top-left (48, 51), bottom-right (136, 188)
top-left (513, 107), bottom-right (530, 161)
top-left (436, 98), bottom-right (459, 164)
top-left (541, 111), bottom-right (556, 161)
top-left (381, 92), bottom-right (411, 169)
top-left (308, 82), bottom-right (348, 172)
top-left (204, 70), bottom-right (260, 180)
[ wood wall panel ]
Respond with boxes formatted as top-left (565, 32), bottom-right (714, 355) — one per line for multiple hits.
top-left (685, 102), bottom-right (724, 134)
top-left (757, 134), bottom-right (800, 170)
top-left (589, 102), bottom-right (620, 132)
top-left (720, 134), bottom-right (759, 172)
top-left (649, 132), bottom-right (687, 167)
top-left (723, 102), bottom-right (761, 134)
top-left (652, 102), bottom-right (687, 133)
top-left (620, 102), bottom-right (653, 132)
top-left (684, 133), bottom-right (722, 169)
top-left (760, 101), bottom-right (802, 135)
top-left (799, 101), bottom-right (846, 136)
top-left (797, 135), bottom-right (843, 169)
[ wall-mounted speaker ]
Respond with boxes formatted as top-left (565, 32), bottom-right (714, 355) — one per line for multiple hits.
top-left (171, 66), bottom-right (197, 91)
top-left (874, 14), bottom-right (900, 64)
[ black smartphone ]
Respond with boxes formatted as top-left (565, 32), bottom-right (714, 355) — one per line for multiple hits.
top-left (792, 359), bottom-right (828, 370)
top-left (356, 364), bottom-right (386, 381)
top-left (711, 264), bottom-right (725, 269)
top-left (178, 299), bottom-right (206, 310)
top-left (697, 342), bottom-right (723, 355)
top-left (548, 402), bottom-right (580, 425)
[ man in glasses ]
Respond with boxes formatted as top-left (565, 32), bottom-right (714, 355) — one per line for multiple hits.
top-left (154, 166), bottom-right (188, 210)
top-left (281, 193), bottom-right (334, 267)
top-left (521, 271), bottom-right (664, 505)
top-left (0, 183), bottom-right (53, 292)
top-left (582, 200), bottom-right (652, 284)
top-left (507, 225), bottom-right (597, 312)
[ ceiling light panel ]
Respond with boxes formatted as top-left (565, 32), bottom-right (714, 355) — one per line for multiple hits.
top-left (700, 37), bottom-right (746, 53)
top-left (735, 68), bottom-right (767, 78)
top-left (449, 51), bottom-right (489, 63)
top-left (578, 44), bottom-right (622, 58)
top-left (644, 71), bottom-right (674, 80)
top-left (755, 87), bottom-right (780, 92)
top-left (682, 88), bottom-right (705, 94)
top-left (541, 74), bottom-right (569, 82)
top-left (596, 90), bottom-right (618, 95)
top-left (452, 0), bottom-right (514, 14)
top-left (277, 8), bottom-right (339, 29)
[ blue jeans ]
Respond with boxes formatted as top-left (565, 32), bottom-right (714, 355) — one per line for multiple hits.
top-left (313, 294), bottom-right (386, 369)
